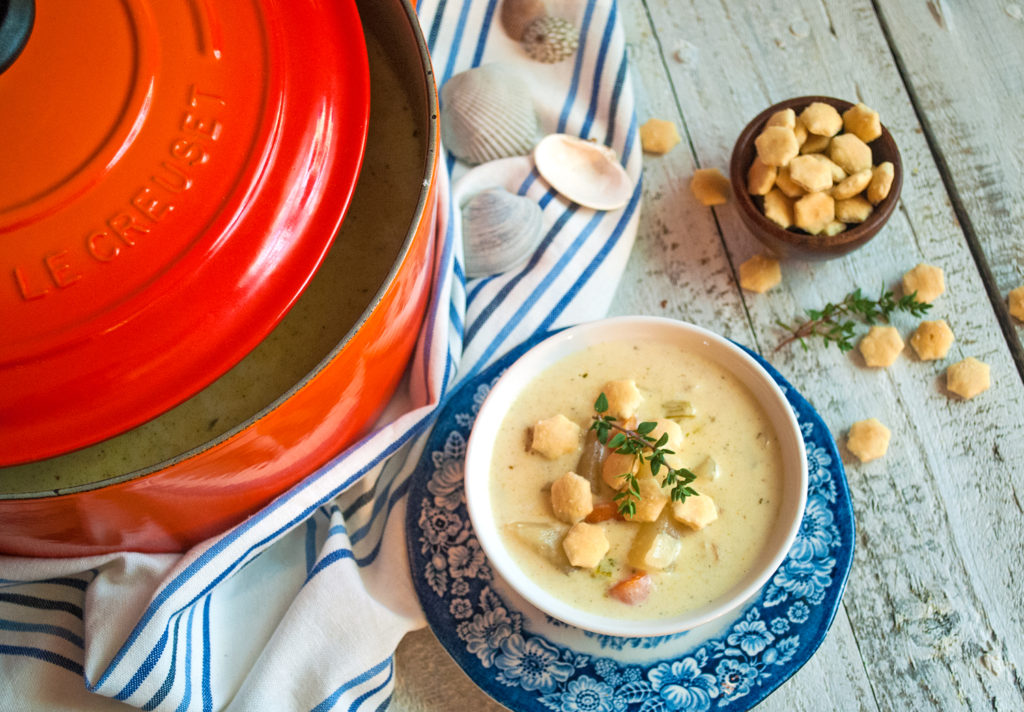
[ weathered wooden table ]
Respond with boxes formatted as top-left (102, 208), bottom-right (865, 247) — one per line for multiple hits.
top-left (393, 1), bottom-right (1024, 709)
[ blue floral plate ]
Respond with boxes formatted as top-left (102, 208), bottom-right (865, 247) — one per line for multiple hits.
top-left (406, 333), bottom-right (854, 712)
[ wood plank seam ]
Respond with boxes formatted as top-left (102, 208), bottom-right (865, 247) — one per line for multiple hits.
top-left (870, 0), bottom-right (1024, 385)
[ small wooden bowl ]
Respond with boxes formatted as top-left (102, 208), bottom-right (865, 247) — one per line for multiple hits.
top-left (729, 96), bottom-right (902, 260)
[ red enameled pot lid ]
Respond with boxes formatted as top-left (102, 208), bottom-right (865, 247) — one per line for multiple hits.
top-left (0, 0), bottom-right (370, 465)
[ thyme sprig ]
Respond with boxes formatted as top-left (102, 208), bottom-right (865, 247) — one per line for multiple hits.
top-left (590, 393), bottom-right (697, 517)
top-left (775, 285), bottom-right (931, 353)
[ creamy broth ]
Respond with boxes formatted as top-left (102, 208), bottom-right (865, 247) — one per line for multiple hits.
top-left (0, 29), bottom-right (425, 493)
top-left (490, 339), bottom-right (783, 620)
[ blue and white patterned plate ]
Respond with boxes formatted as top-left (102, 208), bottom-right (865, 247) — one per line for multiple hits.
top-left (406, 333), bottom-right (854, 712)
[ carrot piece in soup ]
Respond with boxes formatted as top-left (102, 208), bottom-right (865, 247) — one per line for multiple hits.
top-left (585, 501), bottom-right (623, 523)
top-left (608, 572), bottom-right (652, 605)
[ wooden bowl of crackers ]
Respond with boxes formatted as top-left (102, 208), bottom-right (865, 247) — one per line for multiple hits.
top-left (729, 96), bottom-right (902, 260)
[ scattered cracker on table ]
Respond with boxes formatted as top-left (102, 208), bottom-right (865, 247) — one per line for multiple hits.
top-left (640, 118), bottom-right (681, 154)
top-left (902, 263), bottom-right (945, 303)
top-left (946, 357), bottom-right (991, 400)
top-left (690, 167), bottom-right (731, 205)
top-left (858, 325), bottom-right (904, 367)
top-left (1007, 285), bottom-right (1024, 321)
top-left (909, 320), bottom-right (955, 361)
top-left (846, 418), bottom-right (891, 463)
top-left (738, 254), bottom-right (782, 293)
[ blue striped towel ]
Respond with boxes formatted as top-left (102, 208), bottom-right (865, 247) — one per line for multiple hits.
top-left (0, 1), bottom-right (641, 709)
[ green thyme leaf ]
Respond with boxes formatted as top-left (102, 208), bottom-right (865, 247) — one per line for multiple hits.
top-left (776, 283), bottom-right (932, 352)
top-left (591, 392), bottom-right (698, 516)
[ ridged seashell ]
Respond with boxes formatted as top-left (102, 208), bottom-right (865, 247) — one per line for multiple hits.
top-left (462, 188), bottom-right (544, 278)
top-left (500, 0), bottom-right (547, 41)
top-left (441, 65), bottom-right (539, 165)
top-left (522, 16), bottom-right (579, 63)
top-left (534, 134), bottom-right (633, 211)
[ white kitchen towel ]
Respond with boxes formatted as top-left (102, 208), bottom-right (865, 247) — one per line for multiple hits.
top-left (0, 1), bottom-right (642, 710)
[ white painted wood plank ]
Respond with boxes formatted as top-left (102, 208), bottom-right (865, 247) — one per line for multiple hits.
top-left (754, 609), bottom-right (876, 711)
top-left (873, 0), bottom-right (1024, 357)
top-left (609, 1), bottom-right (754, 344)
top-left (633, 0), bottom-right (1024, 709)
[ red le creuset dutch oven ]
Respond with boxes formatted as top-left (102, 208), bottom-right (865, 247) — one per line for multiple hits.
top-left (0, 0), bottom-right (441, 556)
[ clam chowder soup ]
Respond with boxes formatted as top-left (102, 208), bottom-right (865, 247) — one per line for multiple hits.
top-left (490, 339), bottom-right (784, 620)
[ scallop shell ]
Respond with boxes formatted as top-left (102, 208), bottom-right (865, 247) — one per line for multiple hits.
top-left (500, 0), bottom-right (547, 40)
top-left (533, 134), bottom-right (634, 211)
top-left (462, 188), bottom-right (544, 278)
top-left (441, 65), bottom-right (539, 165)
top-left (522, 16), bottom-right (579, 63)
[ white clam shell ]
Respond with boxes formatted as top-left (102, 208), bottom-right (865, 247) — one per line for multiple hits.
top-left (441, 65), bottom-right (539, 165)
top-left (533, 134), bottom-right (634, 211)
top-left (462, 188), bottom-right (544, 278)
